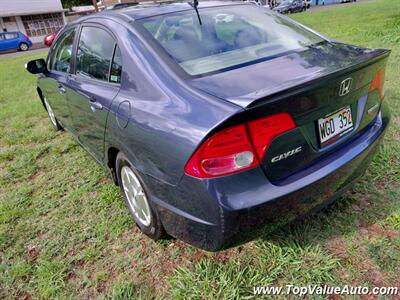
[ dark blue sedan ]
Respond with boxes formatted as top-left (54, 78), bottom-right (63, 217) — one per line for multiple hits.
top-left (273, 0), bottom-right (305, 14)
top-left (26, 1), bottom-right (390, 251)
top-left (0, 32), bottom-right (32, 52)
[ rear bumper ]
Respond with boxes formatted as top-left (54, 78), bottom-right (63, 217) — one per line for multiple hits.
top-left (148, 103), bottom-right (390, 251)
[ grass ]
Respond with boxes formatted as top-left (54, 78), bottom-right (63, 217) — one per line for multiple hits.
top-left (1, 0), bottom-right (399, 298)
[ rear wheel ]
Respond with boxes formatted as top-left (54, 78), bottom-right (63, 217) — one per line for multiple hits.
top-left (43, 98), bottom-right (62, 131)
top-left (19, 42), bottom-right (29, 51)
top-left (116, 152), bottom-right (166, 240)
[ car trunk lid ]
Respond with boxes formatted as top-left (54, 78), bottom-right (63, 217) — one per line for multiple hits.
top-left (190, 42), bottom-right (390, 181)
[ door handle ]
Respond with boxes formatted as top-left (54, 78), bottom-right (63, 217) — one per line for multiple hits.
top-left (89, 97), bottom-right (103, 111)
top-left (58, 85), bottom-right (66, 95)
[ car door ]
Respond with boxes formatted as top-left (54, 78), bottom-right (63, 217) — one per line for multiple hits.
top-left (0, 33), bottom-right (16, 50)
top-left (5, 33), bottom-right (19, 49)
top-left (0, 34), bottom-right (6, 51)
top-left (65, 24), bottom-right (121, 162)
top-left (40, 27), bottom-right (77, 128)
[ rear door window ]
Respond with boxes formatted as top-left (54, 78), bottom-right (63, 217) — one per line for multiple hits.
top-left (4, 33), bottom-right (18, 39)
top-left (76, 26), bottom-right (116, 82)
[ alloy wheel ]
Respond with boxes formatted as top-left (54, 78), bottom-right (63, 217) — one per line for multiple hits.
top-left (44, 98), bottom-right (57, 127)
top-left (121, 166), bottom-right (152, 227)
top-left (20, 43), bottom-right (28, 51)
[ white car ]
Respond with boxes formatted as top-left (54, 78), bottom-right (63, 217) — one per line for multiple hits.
top-left (243, 0), bottom-right (263, 5)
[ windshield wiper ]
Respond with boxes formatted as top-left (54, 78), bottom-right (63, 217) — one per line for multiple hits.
top-left (189, 0), bottom-right (202, 25)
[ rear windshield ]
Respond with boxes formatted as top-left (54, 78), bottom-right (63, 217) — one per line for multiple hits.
top-left (138, 5), bottom-right (324, 76)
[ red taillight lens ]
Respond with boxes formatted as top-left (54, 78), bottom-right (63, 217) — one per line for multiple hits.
top-left (23, 35), bottom-right (29, 40)
top-left (247, 113), bottom-right (296, 161)
top-left (185, 113), bottom-right (297, 178)
top-left (184, 125), bottom-right (258, 178)
top-left (370, 68), bottom-right (386, 99)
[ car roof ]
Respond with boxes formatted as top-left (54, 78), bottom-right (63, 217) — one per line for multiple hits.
top-left (120, 1), bottom-right (247, 20)
top-left (74, 1), bottom-right (250, 23)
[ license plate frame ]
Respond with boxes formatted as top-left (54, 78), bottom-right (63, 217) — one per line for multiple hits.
top-left (318, 106), bottom-right (354, 147)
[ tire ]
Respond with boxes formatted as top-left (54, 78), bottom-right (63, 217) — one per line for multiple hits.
top-left (19, 42), bottom-right (29, 51)
top-left (43, 97), bottom-right (63, 131)
top-left (116, 152), bottom-right (166, 240)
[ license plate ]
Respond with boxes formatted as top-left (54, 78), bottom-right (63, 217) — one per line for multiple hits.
top-left (318, 106), bottom-right (353, 146)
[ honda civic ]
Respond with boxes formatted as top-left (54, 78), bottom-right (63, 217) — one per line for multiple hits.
top-left (26, 1), bottom-right (390, 251)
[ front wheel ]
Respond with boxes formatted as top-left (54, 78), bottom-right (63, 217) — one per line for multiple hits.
top-left (19, 42), bottom-right (29, 51)
top-left (116, 152), bottom-right (166, 240)
top-left (43, 98), bottom-right (62, 131)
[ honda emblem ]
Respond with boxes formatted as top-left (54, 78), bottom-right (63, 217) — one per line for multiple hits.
top-left (339, 78), bottom-right (353, 96)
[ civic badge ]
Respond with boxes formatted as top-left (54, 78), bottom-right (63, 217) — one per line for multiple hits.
top-left (339, 78), bottom-right (353, 96)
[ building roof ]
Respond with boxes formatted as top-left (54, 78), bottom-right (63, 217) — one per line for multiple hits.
top-left (0, 0), bottom-right (64, 17)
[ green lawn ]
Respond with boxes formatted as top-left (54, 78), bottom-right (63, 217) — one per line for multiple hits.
top-left (1, 0), bottom-right (399, 298)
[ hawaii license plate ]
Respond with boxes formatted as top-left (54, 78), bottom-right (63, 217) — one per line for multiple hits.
top-left (318, 106), bottom-right (353, 146)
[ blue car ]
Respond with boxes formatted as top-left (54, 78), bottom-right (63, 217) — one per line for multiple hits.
top-left (0, 32), bottom-right (32, 52)
top-left (26, 2), bottom-right (390, 251)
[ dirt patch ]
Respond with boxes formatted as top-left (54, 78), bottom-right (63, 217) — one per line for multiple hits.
top-left (15, 290), bottom-right (32, 300)
top-left (360, 294), bottom-right (378, 300)
top-left (360, 224), bottom-right (399, 241)
top-left (326, 238), bottom-right (348, 260)
top-left (26, 245), bottom-right (40, 262)
top-left (326, 237), bottom-right (389, 287)
top-left (361, 267), bottom-right (387, 287)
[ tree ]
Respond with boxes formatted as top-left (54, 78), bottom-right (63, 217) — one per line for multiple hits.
top-left (61, 0), bottom-right (93, 9)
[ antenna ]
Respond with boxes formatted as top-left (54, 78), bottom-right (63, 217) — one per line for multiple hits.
top-left (189, 0), bottom-right (202, 25)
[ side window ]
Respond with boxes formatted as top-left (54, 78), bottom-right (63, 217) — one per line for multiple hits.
top-left (51, 29), bottom-right (76, 73)
top-left (4, 33), bottom-right (18, 39)
top-left (110, 46), bottom-right (122, 84)
top-left (0, 35), bottom-right (4, 40)
top-left (76, 26), bottom-right (115, 81)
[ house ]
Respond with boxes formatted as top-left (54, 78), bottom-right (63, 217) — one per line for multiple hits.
top-left (0, 0), bottom-right (66, 43)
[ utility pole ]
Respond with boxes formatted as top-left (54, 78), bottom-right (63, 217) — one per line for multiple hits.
top-left (92, 0), bottom-right (99, 11)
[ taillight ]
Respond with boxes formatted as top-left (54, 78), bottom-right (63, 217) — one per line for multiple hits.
top-left (23, 35), bottom-right (29, 40)
top-left (247, 113), bottom-right (296, 161)
top-left (185, 113), bottom-right (296, 178)
top-left (184, 125), bottom-right (258, 178)
top-left (370, 68), bottom-right (386, 99)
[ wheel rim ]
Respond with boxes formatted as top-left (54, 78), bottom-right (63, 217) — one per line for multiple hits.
top-left (121, 166), bottom-right (151, 227)
top-left (20, 43), bottom-right (28, 50)
top-left (44, 98), bottom-right (57, 126)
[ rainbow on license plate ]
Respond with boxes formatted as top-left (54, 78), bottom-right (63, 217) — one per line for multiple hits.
top-left (318, 106), bottom-right (353, 146)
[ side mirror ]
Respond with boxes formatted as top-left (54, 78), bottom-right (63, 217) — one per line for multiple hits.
top-left (25, 59), bottom-right (47, 74)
